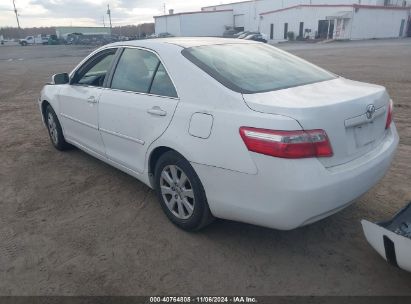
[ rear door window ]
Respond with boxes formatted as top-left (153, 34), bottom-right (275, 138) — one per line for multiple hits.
top-left (149, 63), bottom-right (178, 98)
top-left (111, 48), bottom-right (158, 93)
top-left (110, 48), bottom-right (177, 98)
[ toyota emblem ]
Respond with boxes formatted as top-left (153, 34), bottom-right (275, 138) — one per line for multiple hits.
top-left (366, 104), bottom-right (376, 120)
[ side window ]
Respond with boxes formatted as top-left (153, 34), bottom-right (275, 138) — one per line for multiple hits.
top-left (111, 48), bottom-right (159, 93)
top-left (76, 50), bottom-right (116, 87)
top-left (150, 63), bottom-right (178, 98)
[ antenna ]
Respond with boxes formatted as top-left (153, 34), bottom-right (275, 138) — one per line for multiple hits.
top-left (12, 0), bottom-right (21, 29)
top-left (107, 4), bottom-right (112, 35)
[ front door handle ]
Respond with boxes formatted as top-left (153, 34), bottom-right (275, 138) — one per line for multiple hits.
top-left (87, 96), bottom-right (97, 104)
top-left (147, 106), bottom-right (167, 116)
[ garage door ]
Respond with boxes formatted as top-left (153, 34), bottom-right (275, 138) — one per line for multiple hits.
top-left (234, 14), bottom-right (245, 28)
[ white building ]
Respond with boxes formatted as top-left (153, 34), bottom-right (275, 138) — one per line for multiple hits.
top-left (260, 4), bottom-right (410, 41)
top-left (154, 10), bottom-right (234, 37)
top-left (154, 0), bottom-right (411, 41)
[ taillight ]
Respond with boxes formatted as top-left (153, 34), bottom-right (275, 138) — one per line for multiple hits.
top-left (385, 99), bottom-right (393, 129)
top-left (239, 127), bottom-right (333, 159)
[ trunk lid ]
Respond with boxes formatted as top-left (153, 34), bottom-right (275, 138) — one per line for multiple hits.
top-left (242, 78), bottom-right (390, 168)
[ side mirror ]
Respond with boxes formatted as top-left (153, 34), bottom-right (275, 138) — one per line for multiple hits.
top-left (52, 73), bottom-right (69, 85)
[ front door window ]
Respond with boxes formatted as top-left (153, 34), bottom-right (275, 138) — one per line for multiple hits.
top-left (73, 50), bottom-right (116, 87)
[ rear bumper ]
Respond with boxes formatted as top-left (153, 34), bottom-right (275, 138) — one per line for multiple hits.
top-left (192, 125), bottom-right (399, 230)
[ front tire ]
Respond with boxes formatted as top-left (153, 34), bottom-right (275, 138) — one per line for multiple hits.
top-left (154, 151), bottom-right (214, 231)
top-left (45, 105), bottom-right (71, 151)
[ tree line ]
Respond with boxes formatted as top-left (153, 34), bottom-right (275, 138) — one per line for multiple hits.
top-left (0, 23), bottom-right (155, 39)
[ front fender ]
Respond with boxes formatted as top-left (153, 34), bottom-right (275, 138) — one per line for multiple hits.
top-left (40, 84), bottom-right (63, 116)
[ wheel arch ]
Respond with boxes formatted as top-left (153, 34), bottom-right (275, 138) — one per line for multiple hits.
top-left (147, 146), bottom-right (190, 187)
top-left (41, 100), bottom-right (51, 122)
top-left (148, 146), bottom-right (174, 179)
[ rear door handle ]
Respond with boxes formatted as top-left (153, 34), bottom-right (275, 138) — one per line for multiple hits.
top-left (147, 106), bottom-right (167, 116)
top-left (87, 96), bottom-right (98, 104)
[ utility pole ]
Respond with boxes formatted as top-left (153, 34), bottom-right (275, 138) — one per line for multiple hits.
top-left (107, 4), bottom-right (112, 35)
top-left (12, 0), bottom-right (21, 29)
top-left (103, 15), bottom-right (106, 27)
top-left (163, 3), bottom-right (166, 15)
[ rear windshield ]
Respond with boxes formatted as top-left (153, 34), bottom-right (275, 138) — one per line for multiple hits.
top-left (182, 43), bottom-right (336, 94)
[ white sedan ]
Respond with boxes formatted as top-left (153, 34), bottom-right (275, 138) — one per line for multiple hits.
top-left (38, 38), bottom-right (398, 231)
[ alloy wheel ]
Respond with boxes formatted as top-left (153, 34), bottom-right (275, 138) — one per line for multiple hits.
top-left (160, 165), bottom-right (195, 219)
top-left (47, 112), bottom-right (58, 145)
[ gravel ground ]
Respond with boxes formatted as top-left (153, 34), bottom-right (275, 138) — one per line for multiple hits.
top-left (0, 39), bottom-right (411, 296)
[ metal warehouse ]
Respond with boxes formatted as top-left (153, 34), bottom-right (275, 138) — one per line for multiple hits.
top-left (155, 0), bottom-right (411, 41)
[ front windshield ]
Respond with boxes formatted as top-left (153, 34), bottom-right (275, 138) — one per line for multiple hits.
top-left (182, 43), bottom-right (336, 94)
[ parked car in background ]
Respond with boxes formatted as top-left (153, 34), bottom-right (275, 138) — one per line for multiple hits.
top-left (19, 35), bottom-right (48, 46)
top-left (233, 31), bottom-right (247, 38)
top-left (244, 33), bottom-right (267, 43)
top-left (39, 38), bottom-right (398, 231)
top-left (64, 33), bottom-right (118, 46)
top-left (102, 35), bottom-right (120, 45)
top-left (223, 28), bottom-right (241, 38)
top-left (157, 32), bottom-right (174, 38)
top-left (65, 33), bottom-right (81, 44)
top-left (47, 34), bottom-right (60, 45)
top-left (238, 31), bottom-right (259, 39)
top-left (118, 36), bottom-right (132, 41)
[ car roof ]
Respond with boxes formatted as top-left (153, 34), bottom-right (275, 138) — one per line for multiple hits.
top-left (108, 37), bottom-right (258, 49)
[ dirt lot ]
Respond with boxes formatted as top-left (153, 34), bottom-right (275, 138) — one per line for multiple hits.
top-left (0, 39), bottom-right (411, 296)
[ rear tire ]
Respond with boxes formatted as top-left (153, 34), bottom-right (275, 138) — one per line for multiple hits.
top-left (45, 105), bottom-right (71, 151)
top-left (154, 151), bottom-right (214, 231)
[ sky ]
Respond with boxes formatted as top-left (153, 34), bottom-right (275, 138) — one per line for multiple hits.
top-left (0, 0), bottom-right (246, 28)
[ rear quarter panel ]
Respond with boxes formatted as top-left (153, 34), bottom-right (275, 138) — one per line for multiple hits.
top-left (145, 44), bottom-right (302, 175)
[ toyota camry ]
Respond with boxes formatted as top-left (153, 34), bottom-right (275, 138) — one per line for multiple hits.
top-left (38, 38), bottom-right (398, 231)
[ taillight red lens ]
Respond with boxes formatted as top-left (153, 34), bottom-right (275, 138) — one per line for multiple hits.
top-left (239, 127), bottom-right (333, 159)
top-left (385, 99), bottom-right (393, 129)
